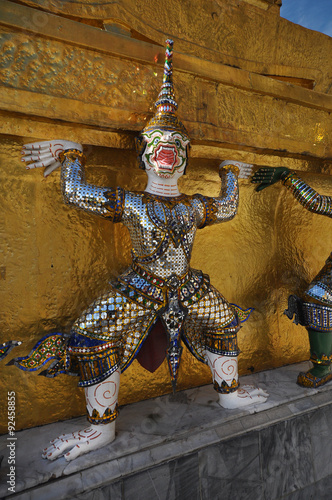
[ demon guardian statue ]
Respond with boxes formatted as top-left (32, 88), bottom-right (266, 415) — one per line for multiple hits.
top-left (7, 41), bottom-right (268, 461)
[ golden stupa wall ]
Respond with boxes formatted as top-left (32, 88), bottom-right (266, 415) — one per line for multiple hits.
top-left (0, 0), bottom-right (331, 432)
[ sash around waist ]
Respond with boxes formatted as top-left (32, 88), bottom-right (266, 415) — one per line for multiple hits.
top-left (111, 263), bottom-right (210, 309)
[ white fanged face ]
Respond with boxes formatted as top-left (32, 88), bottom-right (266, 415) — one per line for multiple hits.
top-left (141, 129), bottom-right (189, 179)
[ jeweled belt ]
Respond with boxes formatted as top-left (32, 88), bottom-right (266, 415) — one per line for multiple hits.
top-left (131, 261), bottom-right (191, 290)
top-left (303, 301), bottom-right (332, 332)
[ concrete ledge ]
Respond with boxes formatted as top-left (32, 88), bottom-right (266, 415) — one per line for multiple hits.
top-left (1, 361), bottom-right (332, 499)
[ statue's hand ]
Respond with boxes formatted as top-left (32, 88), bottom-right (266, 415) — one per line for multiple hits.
top-left (251, 166), bottom-right (290, 191)
top-left (21, 140), bottom-right (83, 177)
top-left (220, 160), bottom-right (254, 179)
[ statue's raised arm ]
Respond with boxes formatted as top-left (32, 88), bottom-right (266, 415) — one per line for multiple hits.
top-left (22, 140), bottom-right (123, 221)
top-left (216, 160), bottom-right (253, 221)
top-left (188, 160), bottom-right (253, 230)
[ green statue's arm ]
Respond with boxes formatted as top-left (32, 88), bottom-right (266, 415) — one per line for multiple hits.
top-left (251, 166), bottom-right (290, 191)
top-left (281, 170), bottom-right (332, 218)
top-left (252, 167), bottom-right (332, 218)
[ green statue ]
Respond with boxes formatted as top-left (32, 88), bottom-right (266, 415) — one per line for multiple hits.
top-left (252, 166), bottom-right (332, 388)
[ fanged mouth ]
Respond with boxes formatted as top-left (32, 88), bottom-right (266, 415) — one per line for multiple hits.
top-left (153, 145), bottom-right (177, 171)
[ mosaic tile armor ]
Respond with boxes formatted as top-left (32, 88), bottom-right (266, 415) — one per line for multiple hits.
top-left (12, 150), bottom-right (251, 391)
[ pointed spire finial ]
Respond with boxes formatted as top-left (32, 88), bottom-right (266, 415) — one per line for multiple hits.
top-left (141, 40), bottom-right (189, 138)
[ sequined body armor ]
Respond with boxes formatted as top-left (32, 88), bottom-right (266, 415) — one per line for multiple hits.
top-left (282, 172), bottom-right (332, 331)
top-left (13, 150), bottom-right (252, 393)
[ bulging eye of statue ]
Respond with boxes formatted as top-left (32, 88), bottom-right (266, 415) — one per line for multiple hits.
top-left (175, 139), bottom-right (181, 148)
top-left (153, 137), bottom-right (159, 145)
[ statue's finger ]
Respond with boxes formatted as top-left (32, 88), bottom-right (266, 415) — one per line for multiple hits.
top-left (251, 174), bottom-right (264, 183)
top-left (23, 141), bottom-right (53, 150)
top-left (21, 152), bottom-right (52, 162)
top-left (240, 163), bottom-right (253, 172)
top-left (239, 170), bottom-right (253, 179)
top-left (22, 146), bottom-right (50, 157)
top-left (44, 162), bottom-right (61, 177)
top-left (252, 178), bottom-right (270, 185)
top-left (252, 168), bottom-right (264, 176)
top-left (253, 168), bottom-right (273, 177)
top-left (26, 158), bottom-right (56, 169)
top-left (25, 161), bottom-right (42, 170)
top-left (251, 173), bottom-right (272, 182)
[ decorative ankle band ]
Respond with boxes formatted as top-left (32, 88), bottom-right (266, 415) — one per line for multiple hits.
top-left (205, 331), bottom-right (240, 357)
top-left (213, 379), bottom-right (239, 394)
top-left (310, 352), bottom-right (332, 366)
top-left (87, 404), bottom-right (119, 425)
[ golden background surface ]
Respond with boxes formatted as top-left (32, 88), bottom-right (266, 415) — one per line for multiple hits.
top-left (0, 0), bottom-right (331, 432)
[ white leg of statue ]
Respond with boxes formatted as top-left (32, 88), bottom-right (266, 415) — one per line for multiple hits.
top-left (205, 351), bottom-right (268, 409)
top-left (42, 369), bottom-right (120, 461)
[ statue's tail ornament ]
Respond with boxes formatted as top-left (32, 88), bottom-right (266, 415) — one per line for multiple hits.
top-left (7, 333), bottom-right (67, 377)
top-left (0, 340), bottom-right (22, 362)
top-left (167, 342), bottom-right (183, 393)
top-left (141, 39), bottom-right (188, 137)
top-left (160, 287), bottom-right (186, 392)
top-left (284, 295), bottom-right (305, 325)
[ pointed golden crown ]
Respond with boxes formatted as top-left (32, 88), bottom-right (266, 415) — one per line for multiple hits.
top-left (142, 39), bottom-right (189, 137)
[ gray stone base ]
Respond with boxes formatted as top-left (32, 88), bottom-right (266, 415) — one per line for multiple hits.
top-left (2, 362), bottom-right (332, 499)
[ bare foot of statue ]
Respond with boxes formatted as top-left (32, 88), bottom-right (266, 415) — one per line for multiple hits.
top-left (218, 384), bottom-right (269, 409)
top-left (42, 422), bottom-right (116, 461)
